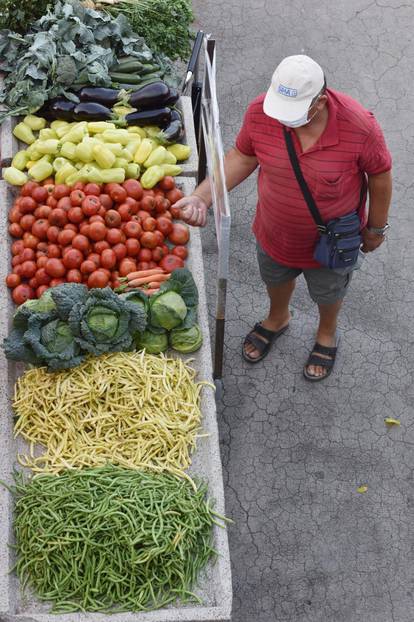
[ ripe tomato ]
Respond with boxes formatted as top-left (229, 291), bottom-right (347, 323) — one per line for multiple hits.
top-left (64, 223), bottom-right (78, 232)
top-left (123, 179), bottom-right (143, 200)
top-left (63, 249), bottom-right (83, 269)
top-left (105, 210), bottom-right (122, 228)
top-left (21, 181), bottom-right (39, 197)
top-left (20, 197), bottom-right (37, 214)
top-left (140, 232), bottom-right (157, 249)
top-left (20, 215), bottom-right (36, 232)
top-left (47, 226), bottom-right (60, 242)
top-left (152, 246), bottom-right (165, 263)
top-left (80, 260), bottom-right (96, 275)
top-left (21, 248), bottom-right (36, 262)
top-left (32, 219), bottom-right (49, 240)
top-left (163, 210), bottom-right (172, 220)
top-left (153, 230), bottom-right (164, 246)
top-left (156, 216), bottom-right (173, 236)
top-left (9, 223), bottom-right (23, 238)
top-left (47, 244), bottom-right (61, 258)
top-left (154, 195), bottom-right (167, 214)
top-left (9, 206), bottom-right (22, 223)
top-left (57, 197), bottom-right (72, 212)
top-left (94, 240), bottom-right (110, 254)
top-left (11, 240), bottom-right (25, 255)
top-left (82, 195), bottom-right (101, 217)
top-left (6, 273), bottom-right (21, 289)
top-left (138, 248), bottom-right (152, 262)
top-left (48, 208), bottom-right (68, 227)
top-left (73, 182), bottom-right (85, 191)
top-left (13, 265), bottom-right (23, 276)
top-left (109, 184), bottom-right (127, 203)
top-left (79, 223), bottom-right (90, 237)
top-left (32, 186), bottom-right (49, 203)
top-left (68, 207), bottom-right (84, 224)
top-left (170, 206), bottom-right (182, 219)
top-left (137, 210), bottom-right (151, 221)
top-left (88, 253), bottom-right (101, 267)
top-left (142, 189), bottom-right (155, 199)
top-left (119, 258), bottom-right (136, 277)
top-left (106, 228), bottom-right (123, 245)
top-left (34, 205), bottom-right (52, 219)
top-left (88, 270), bottom-right (109, 288)
top-left (37, 241), bottom-right (48, 253)
top-left (172, 245), bottom-right (189, 260)
top-left (12, 284), bottom-right (35, 304)
top-left (100, 249), bottom-right (117, 269)
top-left (124, 197), bottom-right (139, 213)
top-left (124, 221), bottom-right (142, 238)
top-left (35, 268), bottom-right (51, 286)
top-left (36, 285), bottom-right (49, 298)
top-left (57, 229), bottom-right (75, 247)
top-left (29, 277), bottom-right (38, 289)
top-left (67, 269), bottom-right (82, 283)
top-left (166, 188), bottom-right (184, 204)
top-left (50, 278), bottom-right (65, 287)
top-left (160, 254), bottom-right (185, 272)
top-left (137, 262), bottom-right (150, 271)
top-left (159, 176), bottom-right (176, 192)
top-left (125, 238), bottom-right (140, 257)
top-left (118, 203), bottom-right (134, 222)
top-left (47, 196), bottom-right (58, 208)
top-left (99, 194), bottom-right (113, 211)
top-left (43, 183), bottom-right (55, 196)
top-left (45, 258), bottom-right (65, 278)
top-left (21, 261), bottom-right (37, 278)
top-left (84, 183), bottom-right (101, 196)
top-left (12, 257), bottom-right (21, 268)
top-left (88, 222), bottom-right (107, 242)
top-left (53, 184), bottom-right (70, 200)
top-left (23, 233), bottom-right (39, 249)
top-left (70, 189), bottom-right (85, 206)
top-left (142, 217), bottom-right (157, 232)
top-left (37, 255), bottom-right (48, 269)
top-left (141, 196), bottom-right (155, 212)
top-left (89, 215), bottom-right (105, 224)
top-left (113, 243), bottom-right (127, 262)
top-left (168, 223), bottom-right (189, 245)
top-left (72, 234), bottom-right (90, 254)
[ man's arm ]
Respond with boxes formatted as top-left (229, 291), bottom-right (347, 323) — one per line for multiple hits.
top-left (172, 147), bottom-right (258, 226)
top-left (361, 170), bottom-right (392, 252)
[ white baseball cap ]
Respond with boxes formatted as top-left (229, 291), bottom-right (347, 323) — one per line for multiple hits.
top-left (263, 55), bottom-right (325, 122)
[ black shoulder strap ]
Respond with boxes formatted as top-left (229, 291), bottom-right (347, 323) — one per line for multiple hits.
top-left (283, 127), bottom-right (326, 232)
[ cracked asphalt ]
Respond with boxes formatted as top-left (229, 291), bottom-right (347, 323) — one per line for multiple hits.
top-left (191, 0), bottom-right (414, 620)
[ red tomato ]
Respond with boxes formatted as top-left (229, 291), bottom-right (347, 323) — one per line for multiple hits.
top-left (57, 196), bottom-right (72, 212)
top-left (37, 255), bottom-right (48, 269)
top-left (72, 234), bottom-right (90, 254)
top-left (12, 256), bottom-right (22, 267)
top-left (47, 226), bottom-right (60, 242)
top-left (88, 270), bottom-right (109, 288)
top-left (84, 183), bottom-right (101, 196)
top-left (138, 248), bottom-right (153, 262)
top-left (137, 210), bottom-right (151, 221)
top-left (159, 176), bottom-right (175, 192)
top-left (153, 230), bottom-right (164, 246)
top-left (57, 230), bottom-right (75, 247)
top-left (11, 240), bottom-right (25, 255)
top-left (31, 219), bottom-right (49, 240)
top-left (106, 228), bottom-right (123, 245)
top-left (151, 246), bottom-right (164, 262)
top-left (105, 210), bottom-right (122, 228)
top-left (124, 221), bottom-right (142, 239)
top-left (47, 196), bottom-right (58, 208)
top-left (45, 258), bottom-right (66, 278)
top-left (13, 265), bottom-right (23, 276)
top-left (35, 268), bottom-right (51, 286)
top-left (9, 223), bottom-right (23, 238)
top-left (53, 184), bottom-right (70, 200)
top-left (98, 206), bottom-right (106, 217)
top-left (80, 260), bottom-right (96, 275)
top-left (70, 190), bottom-right (85, 206)
top-left (32, 186), bottom-right (49, 203)
top-left (37, 241), bottom-right (48, 253)
top-left (168, 223), bottom-right (189, 245)
top-left (67, 269), bottom-right (82, 283)
top-left (23, 233), bottom-right (39, 249)
top-left (142, 217), bottom-right (157, 232)
top-left (94, 240), bottom-right (110, 254)
top-left (21, 260), bottom-right (37, 278)
top-left (154, 195), bottom-right (167, 214)
top-left (118, 203), bottom-right (133, 222)
top-left (166, 188), bottom-right (184, 204)
top-left (113, 243), bottom-right (127, 262)
top-left (28, 277), bottom-right (38, 289)
top-left (119, 258), bottom-right (137, 277)
top-left (47, 244), bottom-right (61, 258)
top-left (68, 207), bottom-right (84, 224)
top-left (48, 208), bottom-right (68, 227)
top-left (163, 210), bottom-right (172, 220)
top-left (160, 254), bottom-right (185, 272)
top-left (49, 278), bottom-right (64, 287)
top-left (141, 196), bottom-right (155, 212)
top-left (21, 181), bottom-right (39, 197)
top-left (89, 215), bottom-right (105, 224)
top-left (73, 182), bottom-right (85, 191)
top-left (88, 253), bottom-right (101, 267)
top-left (12, 284), bottom-right (35, 304)
top-left (9, 206), bottom-right (22, 223)
top-left (64, 223), bottom-right (78, 232)
top-left (79, 223), bottom-right (90, 237)
top-left (82, 195), bottom-right (101, 217)
top-left (140, 232), bottom-right (157, 249)
top-left (6, 273), bottom-right (21, 288)
top-left (123, 179), bottom-right (143, 200)
top-left (99, 194), bottom-right (113, 211)
top-left (36, 285), bottom-right (49, 298)
top-left (89, 222), bottom-right (107, 242)
top-left (156, 216), bottom-right (173, 236)
top-left (137, 261), bottom-right (150, 271)
top-left (21, 248), bottom-right (36, 262)
top-left (142, 189), bottom-right (155, 198)
top-left (100, 249), bottom-right (117, 269)
top-left (63, 249), bottom-right (83, 269)
top-left (20, 197), bottom-right (37, 214)
top-left (34, 205), bottom-right (52, 219)
top-left (172, 245), bottom-right (189, 260)
top-left (20, 214), bottom-right (36, 231)
top-left (125, 238), bottom-right (140, 257)
top-left (43, 183), bottom-right (55, 195)
top-left (109, 184), bottom-right (127, 203)
top-left (124, 197), bottom-right (139, 213)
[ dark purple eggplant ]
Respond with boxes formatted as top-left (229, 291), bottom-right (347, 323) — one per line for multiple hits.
top-left (125, 107), bottom-right (172, 128)
top-left (157, 119), bottom-right (184, 144)
top-left (128, 82), bottom-right (170, 110)
top-left (79, 87), bottom-right (121, 107)
top-left (162, 88), bottom-right (179, 108)
top-left (73, 102), bottom-right (113, 122)
top-left (170, 109), bottom-right (182, 123)
top-left (49, 99), bottom-right (77, 121)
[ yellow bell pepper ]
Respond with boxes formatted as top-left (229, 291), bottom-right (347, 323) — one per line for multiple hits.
top-left (37, 139), bottom-right (60, 155)
top-left (143, 146), bottom-right (168, 168)
top-left (125, 138), bottom-right (141, 157)
top-left (28, 160), bottom-right (54, 182)
top-left (162, 164), bottom-right (182, 177)
top-left (163, 150), bottom-right (177, 165)
top-left (102, 142), bottom-right (124, 156)
top-left (125, 163), bottom-right (140, 179)
top-left (88, 122), bottom-right (116, 134)
top-left (39, 128), bottom-right (58, 141)
top-left (60, 122), bottom-right (87, 144)
top-left (23, 115), bottom-right (46, 131)
top-left (140, 165), bottom-right (165, 189)
top-left (167, 144), bottom-right (191, 161)
top-left (113, 157), bottom-right (129, 170)
top-left (145, 126), bottom-right (162, 138)
top-left (50, 120), bottom-right (69, 131)
top-left (53, 157), bottom-right (70, 172)
top-left (75, 138), bottom-right (97, 163)
top-left (3, 167), bottom-right (28, 186)
top-left (55, 163), bottom-right (77, 185)
top-left (13, 122), bottom-right (36, 145)
top-left (127, 126), bottom-right (146, 138)
top-left (60, 142), bottom-right (77, 160)
top-left (55, 123), bottom-right (74, 139)
top-left (100, 168), bottom-right (126, 183)
top-left (92, 144), bottom-right (116, 169)
top-left (12, 150), bottom-right (29, 171)
top-left (134, 139), bottom-right (155, 165)
top-left (102, 129), bottom-right (130, 145)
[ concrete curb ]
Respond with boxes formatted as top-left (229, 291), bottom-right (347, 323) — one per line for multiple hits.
top-left (0, 174), bottom-right (232, 620)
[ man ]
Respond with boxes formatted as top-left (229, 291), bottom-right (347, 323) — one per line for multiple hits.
top-left (172, 55), bottom-right (392, 381)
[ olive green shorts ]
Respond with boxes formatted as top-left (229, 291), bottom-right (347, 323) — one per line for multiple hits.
top-left (256, 243), bottom-right (353, 305)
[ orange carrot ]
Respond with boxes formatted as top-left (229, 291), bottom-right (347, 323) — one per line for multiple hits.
top-left (126, 268), bottom-right (164, 281)
top-left (128, 273), bottom-right (170, 287)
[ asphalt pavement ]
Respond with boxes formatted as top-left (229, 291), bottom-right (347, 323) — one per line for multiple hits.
top-left (191, 1), bottom-right (414, 620)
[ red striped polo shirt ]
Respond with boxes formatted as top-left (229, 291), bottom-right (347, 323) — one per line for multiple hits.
top-left (235, 88), bottom-right (392, 268)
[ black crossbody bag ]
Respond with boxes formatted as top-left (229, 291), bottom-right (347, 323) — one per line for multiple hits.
top-left (283, 127), bottom-right (366, 270)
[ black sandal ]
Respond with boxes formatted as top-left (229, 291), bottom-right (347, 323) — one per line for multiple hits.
top-left (242, 322), bottom-right (289, 363)
top-left (303, 337), bottom-right (340, 382)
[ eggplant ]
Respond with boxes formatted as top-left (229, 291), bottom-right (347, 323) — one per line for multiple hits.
top-left (79, 87), bottom-right (120, 107)
top-left (128, 81), bottom-right (170, 110)
top-left (162, 88), bottom-right (179, 108)
top-left (170, 109), bottom-right (182, 123)
top-left (125, 107), bottom-right (172, 128)
top-left (48, 98), bottom-right (77, 121)
top-left (73, 102), bottom-right (113, 122)
top-left (157, 119), bottom-right (184, 144)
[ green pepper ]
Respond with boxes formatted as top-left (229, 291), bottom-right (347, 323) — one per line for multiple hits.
top-left (163, 150), bottom-right (177, 165)
top-left (143, 145), bottom-right (168, 168)
top-left (36, 139), bottom-right (60, 155)
top-left (65, 171), bottom-right (84, 186)
top-left (59, 142), bottom-right (77, 160)
top-left (125, 163), bottom-right (140, 179)
top-left (127, 126), bottom-right (147, 138)
top-left (145, 125), bottom-right (162, 138)
top-left (55, 162), bottom-right (77, 185)
top-left (3, 167), bottom-right (28, 186)
top-left (125, 139), bottom-right (141, 158)
top-left (12, 150), bottom-right (29, 171)
top-left (53, 157), bottom-right (70, 172)
top-left (28, 160), bottom-right (54, 182)
top-left (60, 123), bottom-right (87, 145)
top-left (13, 122), bottom-right (36, 145)
top-left (99, 142), bottom-right (124, 156)
top-left (162, 164), bottom-right (182, 177)
top-left (23, 115), bottom-right (46, 131)
top-left (87, 121), bottom-right (116, 134)
top-left (75, 138), bottom-right (98, 163)
top-left (78, 165), bottom-right (103, 184)
top-left (100, 168), bottom-right (126, 184)
top-left (55, 123), bottom-right (74, 139)
top-left (167, 144), bottom-right (191, 161)
top-left (140, 165), bottom-right (165, 189)
top-left (50, 120), bottom-right (69, 131)
top-left (134, 138), bottom-right (155, 165)
top-left (113, 157), bottom-right (129, 170)
top-left (39, 128), bottom-right (58, 141)
top-left (102, 129), bottom-right (130, 145)
top-left (92, 144), bottom-right (116, 169)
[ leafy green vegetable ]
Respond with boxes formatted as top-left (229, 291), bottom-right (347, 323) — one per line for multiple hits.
top-left (119, 289), bottom-right (149, 323)
top-left (149, 290), bottom-right (187, 331)
top-left (158, 268), bottom-right (199, 308)
top-left (12, 289), bottom-right (56, 330)
top-left (148, 268), bottom-right (199, 332)
top-left (135, 329), bottom-right (168, 354)
top-left (0, 0), bottom-right (54, 34)
top-left (24, 315), bottom-right (85, 370)
top-left (169, 324), bottom-right (203, 353)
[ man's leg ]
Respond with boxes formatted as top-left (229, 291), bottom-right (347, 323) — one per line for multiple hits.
top-left (305, 299), bottom-right (343, 377)
top-left (244, 279), bottom-right (295, 359)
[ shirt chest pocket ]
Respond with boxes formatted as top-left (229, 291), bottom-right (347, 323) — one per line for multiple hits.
top-left (315, 171), bottom-right (344, 200)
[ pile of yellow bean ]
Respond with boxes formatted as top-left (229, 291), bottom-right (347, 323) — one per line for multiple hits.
top-left (13, 351), bottom-right (210, 477)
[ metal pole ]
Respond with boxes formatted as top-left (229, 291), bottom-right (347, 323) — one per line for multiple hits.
top-left (213, 278), bottom-right (227, 380)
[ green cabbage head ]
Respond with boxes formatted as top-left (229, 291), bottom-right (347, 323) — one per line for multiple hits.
top-left (150, 291), bottom-right (187, 330)
top-left (135, 330), bottom-right (169, 354)
top-left (169, 324), bottom-right (203, 353)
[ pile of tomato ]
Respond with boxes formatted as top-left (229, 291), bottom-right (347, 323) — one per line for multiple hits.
top-left (7, 177), bottom-right (190, 304)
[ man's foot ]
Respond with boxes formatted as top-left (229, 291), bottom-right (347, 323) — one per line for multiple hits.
top-left (243, 315), bottom-right (291, 363)
top-left (304, 333), bottom-right (340, 381)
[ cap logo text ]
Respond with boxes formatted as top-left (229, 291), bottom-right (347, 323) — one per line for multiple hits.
top-left (278, 84), bottom-right (297, 97)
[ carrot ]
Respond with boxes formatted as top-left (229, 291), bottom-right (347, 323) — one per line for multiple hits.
top-left (126, 268), bottom-right (164, 281)
top-left (146, 288), bottom-right (160, 296)
top-left (128, 274), bottom-right (170, 287)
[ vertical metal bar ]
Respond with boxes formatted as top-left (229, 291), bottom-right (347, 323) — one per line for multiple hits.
top-left (213, 279), bottom-right (227, 379)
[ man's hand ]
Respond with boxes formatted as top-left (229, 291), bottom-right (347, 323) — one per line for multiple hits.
top-left (171, 195), bottom-right (208, 227)
top-left (361, 227), bottom-right (386, 252)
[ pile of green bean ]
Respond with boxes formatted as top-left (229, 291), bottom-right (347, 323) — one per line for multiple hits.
top-left (9, 465), bottom-right (226, 613)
